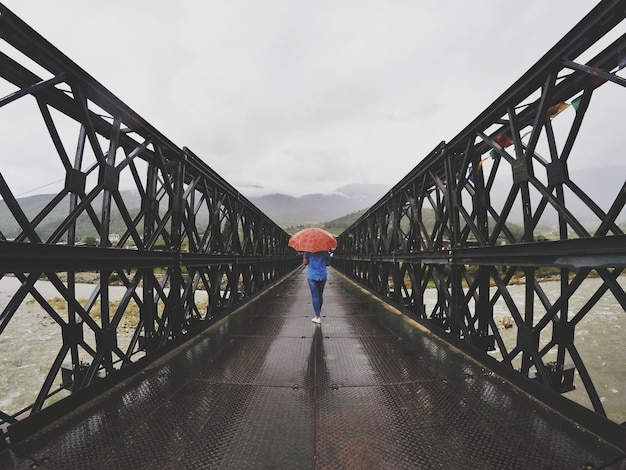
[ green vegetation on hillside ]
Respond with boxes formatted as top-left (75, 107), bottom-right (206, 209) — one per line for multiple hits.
top-left (284, 208), bottom-right (369, 235)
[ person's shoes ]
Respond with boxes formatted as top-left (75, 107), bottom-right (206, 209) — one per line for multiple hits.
top-left (311, 316), bottom-right (321, 324)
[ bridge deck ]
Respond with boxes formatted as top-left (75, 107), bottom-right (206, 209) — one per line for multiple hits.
top-left (1, 268), bottom-right (624, 469)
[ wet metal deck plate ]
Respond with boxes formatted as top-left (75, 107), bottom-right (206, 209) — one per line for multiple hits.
top-left (1, 268), bottom-right (625, 469)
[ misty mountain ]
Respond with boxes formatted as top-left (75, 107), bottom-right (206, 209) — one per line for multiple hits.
top-left (0, 183), bottom-right (389, 239)
top-left (2, 167), bottom-right (623, 241)
top-left (257, 166), bottom-right (625, 228)
top-left (248, 183), bottom-right (389, 227)
top-left (488, 165), bottom-right (626, 227)
top-left (0, 192), bottom-right (143, 241)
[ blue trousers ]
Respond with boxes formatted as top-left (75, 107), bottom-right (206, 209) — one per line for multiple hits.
top-left (307, 278), bottom-right (326, 317)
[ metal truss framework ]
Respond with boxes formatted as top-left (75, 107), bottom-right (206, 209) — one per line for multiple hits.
top-left (334, 0), bottom-right (626, 421)
top-left (0, 4), bottom-right (299, 441)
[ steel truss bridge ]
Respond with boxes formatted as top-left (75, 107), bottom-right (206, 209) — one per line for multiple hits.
top-left (1, 0), bottom-right (625, 449)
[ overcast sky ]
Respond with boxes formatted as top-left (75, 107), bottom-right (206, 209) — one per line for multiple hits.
top-left (0, 1), bottom-right (619, 199)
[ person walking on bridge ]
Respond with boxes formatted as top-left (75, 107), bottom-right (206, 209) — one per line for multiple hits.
top-left (288, 227), bottom-right (336, 324)
top-left (302, 250), bottom-right (331, 324)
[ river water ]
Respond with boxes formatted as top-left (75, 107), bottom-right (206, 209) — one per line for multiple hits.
top-left (0, 276), bottom-right (624, 424)
top-left (481, 276), bottom-right (626, 425)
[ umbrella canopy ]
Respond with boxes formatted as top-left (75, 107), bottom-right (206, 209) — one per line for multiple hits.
top-left (288, 227), bottom-right (337, 253)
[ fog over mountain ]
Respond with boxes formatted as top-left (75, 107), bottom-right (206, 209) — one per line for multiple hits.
top-left (1, 167), bottom-right (623, 237)
top-left (0, 183), bottom-right (389, 238)
top-left (254, 166), bottom-right (626, 228)
top-left (248, 183), bottom-right (389, 227)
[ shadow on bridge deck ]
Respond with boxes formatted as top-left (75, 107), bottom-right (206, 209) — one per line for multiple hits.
top-left (1, 268), bottom-right (624, 469)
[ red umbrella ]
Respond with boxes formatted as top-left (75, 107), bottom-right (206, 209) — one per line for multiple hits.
top-left (288, 227), bottom-right (337, 252)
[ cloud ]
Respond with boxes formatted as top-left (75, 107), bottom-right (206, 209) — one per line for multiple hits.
top-left (0, 0), bottom-right (613, 199)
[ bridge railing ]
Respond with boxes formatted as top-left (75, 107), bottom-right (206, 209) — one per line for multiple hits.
top-left (0, 3), bottom-right (299, 443)
top-left (334, 0), bottom-right (626, 423)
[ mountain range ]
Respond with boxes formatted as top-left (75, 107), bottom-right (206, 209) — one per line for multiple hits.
top-left (253, 166), bottom-right (626, 228)
top-left (1, 165), bottom-right (624, 240)
top-left (0, 183), bottom-right (388, 240)
top-left (248, 183), bottom-right (389, 227)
